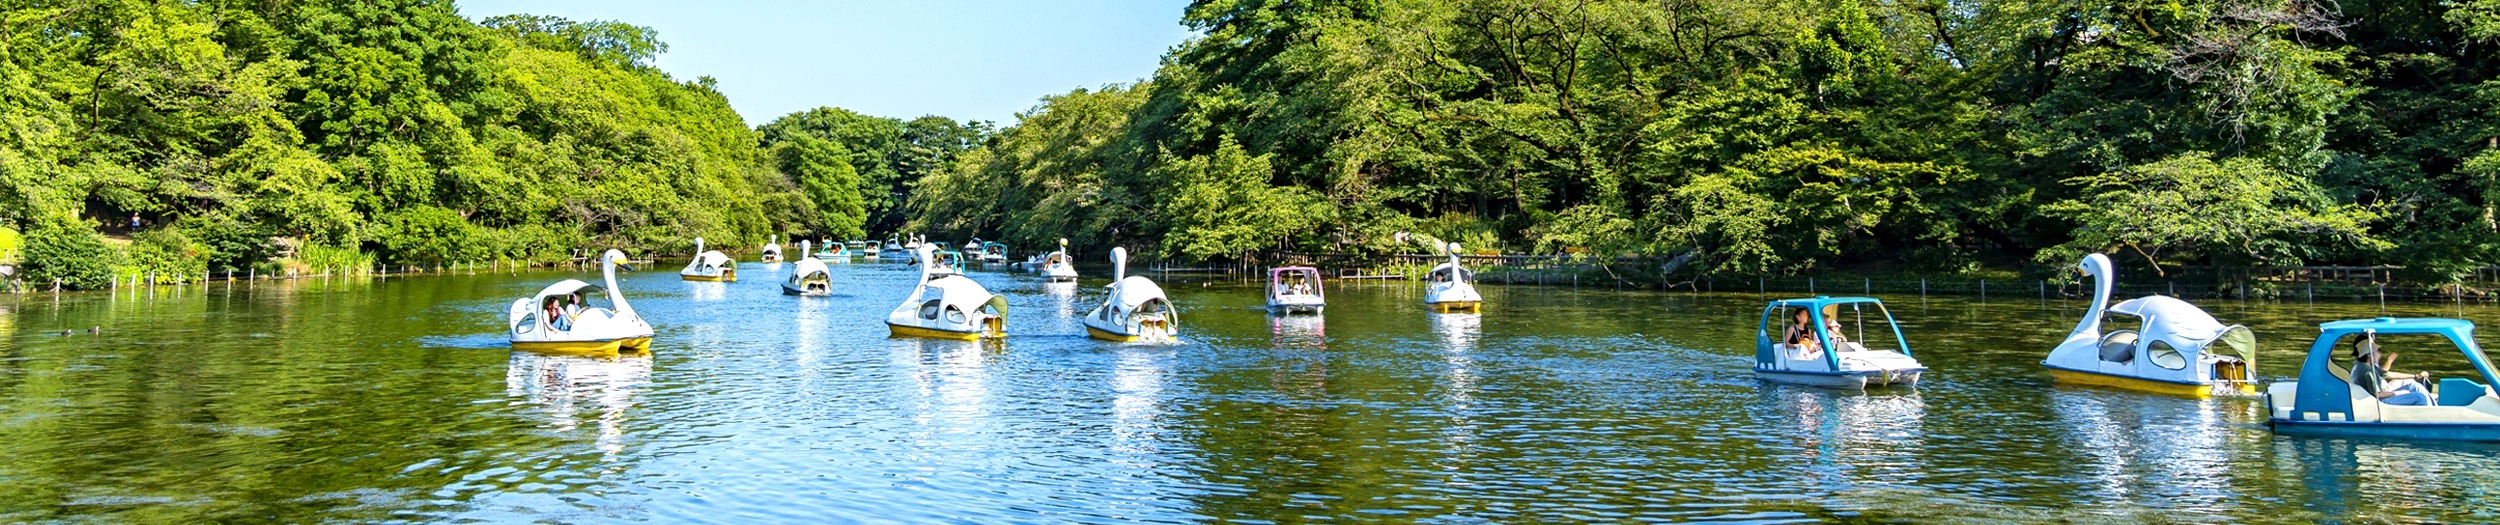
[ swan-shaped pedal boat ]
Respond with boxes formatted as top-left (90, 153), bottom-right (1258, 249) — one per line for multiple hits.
top-left (2268, 318), bottom-right (2500, 441)
top-left (1424, 243), bottom-right (1483, 312)
top-left (1267, 266), bottom-right (1325, 315)
top-left (860, 240), bottom-right (881, 259)
top-left (760, 235), bottom-right (783, 262)
top-left (1041, 238), bottom-right (1079, 282)
top-left (509, 250), bottom-right (654, 356)
top-left (1754, 297), bottom-right (1924, 389)
top-left (886, 244), bottom-right (1007, 340)
top-left (1084, 247), bottom-right (1179, 342)
top-left (782, 252), bottom-right (834, 297)
top-left (2044, 254), bottom-right (2257, 396)
top-left (679, 237), bottom-right (737, 282)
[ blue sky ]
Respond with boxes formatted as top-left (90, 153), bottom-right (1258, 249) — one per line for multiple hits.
top-left (457, 0), bottom-right (1198, 127)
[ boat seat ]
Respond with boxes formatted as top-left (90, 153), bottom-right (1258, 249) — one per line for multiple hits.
top-left (2098, 331), bottom-right (2138, 363)
top-left (2345, 381), bottom-right (2382, 423)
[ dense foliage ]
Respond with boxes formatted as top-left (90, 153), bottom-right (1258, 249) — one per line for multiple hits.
top-left (0, 0), bottom-right (828, 288)
top-left (896, 0), bottom-right (2500, 282)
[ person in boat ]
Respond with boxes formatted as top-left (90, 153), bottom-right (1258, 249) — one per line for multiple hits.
top-left (1785, 308), bottom-right (1825, 358)
top-left (544, 299), bottom-right (571, 332)
top-left (2354, 337), bottom-right (2432, 406)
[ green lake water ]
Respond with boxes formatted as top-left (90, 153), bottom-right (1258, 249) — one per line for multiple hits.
top-left (0, 260), bottom-right (2495, 523)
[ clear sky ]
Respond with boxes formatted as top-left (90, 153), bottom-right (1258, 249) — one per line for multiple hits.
top-left (456, 0), bottom-right (1197, 127)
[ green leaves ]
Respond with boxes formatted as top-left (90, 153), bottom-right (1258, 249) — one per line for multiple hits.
top-left (2040, 152), bottom-right (2385, 271)
top-left (1159, 137), bottom-right (1330, 260)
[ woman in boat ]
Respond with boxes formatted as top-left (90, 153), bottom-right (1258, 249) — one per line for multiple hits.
top-left (1786, 308), bottom-right (1824, 357)
top-left (2355, 337), bottom-right (2433, 406)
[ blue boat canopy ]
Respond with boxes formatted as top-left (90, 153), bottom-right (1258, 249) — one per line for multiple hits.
top-left (2285, 317), bottom-right (2500, 423)
top-left (1754, 296), bottom-right (1912, 370)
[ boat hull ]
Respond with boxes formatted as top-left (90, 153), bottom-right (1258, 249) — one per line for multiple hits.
top-left (1268, 304), bottom-right (1324, 315)
top-left (511, 336), bottom-right (652, 357)
top-left (887, 322), bottom-right (988, 341)
top-left (2047, 367), bottom-right (2255, 397)
top-left (681, 272), bottom-right (735, 282)
top-left (1755, 368), bottom-right (1921, 389)
top-left (2269, 419), bottom-right (2500, 442)
top-left (780, 285), bottom-right (830, 297)
top-left (1426, 301), bottom-right (1481, 312)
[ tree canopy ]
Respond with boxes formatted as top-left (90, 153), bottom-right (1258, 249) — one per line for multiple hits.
top-left (891, 0), bottom-right (2500, 282)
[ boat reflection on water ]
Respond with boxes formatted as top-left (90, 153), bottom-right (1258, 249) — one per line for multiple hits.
top-left (900, 337), bottom-right (1002, 440)
top-left (1429, 311), bottom-right (1481, 354)
top-left (1110, 345), bottom-right (1171, 451)
top-left (1429, 312), bottom-right (1483, 452)
top-left (505, 352), bottom-right (653, 456)
top-left (2047, 390), bottom-right (2242, 513)
top-left (1769, 386), bottom-right (1927, 485)
top-left (1042, 280), bottom-right (1080, 319)
top-left (2278, 432), bottom-right (2500, 518)
top-left (1270, 313), bottom-right (1326, 348)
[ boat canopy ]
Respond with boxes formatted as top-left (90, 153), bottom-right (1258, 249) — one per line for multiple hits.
top-left (1270, 266), bottom-right (1321, 279)
top-left (529, 279), bottom-right (606, 306)
top-left (1109, 276), bottom-right (1169, 311)
top-left (1755, 296), bottom-right (1910, 358)
top-left (1426, 263), bottom-right (1472, 283)
top-left (985, 242), bottom-right (1007, 253)
top-left (2105, 295), bottom-right (2254, 369)
top-left (2289, 318), bottom-right (2500, 419)
top-left (789, 258), bottom-right (830, 280)
top-left (694, 251), bottom-right (734, 267)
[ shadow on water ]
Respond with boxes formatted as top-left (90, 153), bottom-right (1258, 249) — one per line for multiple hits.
top-left (0, 263), bottom-right (2496, 522)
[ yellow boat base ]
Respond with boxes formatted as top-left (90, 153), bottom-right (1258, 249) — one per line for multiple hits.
top-left (1087, 326), bottom-right (1176, 342)
top-left (2049, 368), bottom-right (2257, 397)
top-left (888, 322), bottom-right (989, 341)
top-left (1427, 301), bottom-right (1482, 312)
top-left (681, 272), bottom-right (736, 282)
top-left (513, 336), bottom-right (653, 358)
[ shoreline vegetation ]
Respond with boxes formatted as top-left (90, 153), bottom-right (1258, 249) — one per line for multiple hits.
top-left (6, 0), bottom-right (2499, 292)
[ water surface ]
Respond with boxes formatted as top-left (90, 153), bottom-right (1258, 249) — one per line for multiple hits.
top-left (1, 261), bottom-right (2495, 523)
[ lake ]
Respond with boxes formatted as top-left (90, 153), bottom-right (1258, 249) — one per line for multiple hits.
top-left (0, 260), bottom-right (2494, 523)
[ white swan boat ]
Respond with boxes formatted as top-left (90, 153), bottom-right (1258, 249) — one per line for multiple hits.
top-left (1424, 243), bottom-right (1483, 312)
top-left (2044, 254), bottom-right (2258, 396)
top-left (885, 244), bottom-right (1007, 340)
top-left (782, 252), bottom-right (833, 297)
top-left (760, 234), bottom-right (783, 263)
top-left (679, 237), bottom-right (737, 282)
top-left (1753, 297), bottom-right (1924, 389)
top-left (509, 250), bottom-right (654, 356)
top-left (1267, 266), bottom-right (1325, 315)
top-left (1041, 238), bottom-right (1078, 282)
top-left (1083, 247), bottom-right (1178, 342)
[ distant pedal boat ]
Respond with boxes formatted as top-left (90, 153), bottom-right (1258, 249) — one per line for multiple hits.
top-left (886, 244), bottom-right (1007, 340)
top-left (1041, 238), bottom-right (1079, 282)
top-left (509, 250), bottom-right (655, 357)
top-left (782, 256), bottom-right (834, 297)
top-left (1084, 247), bottom-right (1179, 342)
top-left (1423, 243), bottom-right (1483, 312)
top-left (680, 237), bottom-right (738, 282)
top-left (1753, 296), bottom-right (1924, 389)
top-left (2043, 254), bottom-right (2258, 396)
top-left (1266, 266), bottom-right (1326, 315)
top-left (760, 234), bottom-right (783, 263)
